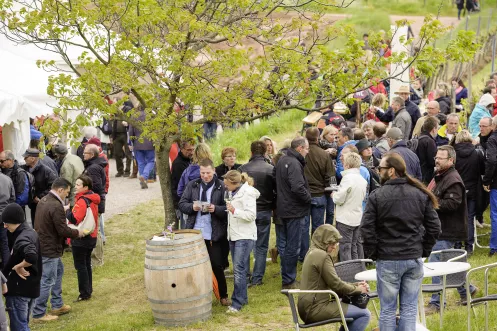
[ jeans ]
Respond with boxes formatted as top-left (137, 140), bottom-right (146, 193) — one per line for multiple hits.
top-left (203, 122), bottom-right (217, 140)
top-left (6, 296), bottom-right (35, 331)
top-left (490, 189), bottom-right (497, 253)
top-left (377, 258), bottom-right (424, 331)
top-left (428, 240), bottom-right (476, 307)
top-left (251, 210), bottom-right (272, 285)
top-left (33, 257), bottom-right (64, 318)
top-left (280, 217), bottom-right (303, 285)
top-left (300, 196), bottom-right (326, 261)
top-left (275, 223), bottom-right (286, 258)
top-left (325, 194), bottom-right (334, 224)
top-left (230, 239), bottom-right (255, 310)
top-left (336, 222), bottom-right (362, 262)
top-left (72, 246), bottom-right (94, 299)
top-left (99, 214), bottom-right (106, 243)
top-left (339, 304), bottom-right (371, 331)
top-left (134, 149), bottom-right (155, 180)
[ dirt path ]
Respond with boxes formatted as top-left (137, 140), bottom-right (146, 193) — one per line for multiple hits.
top-left (390, 15), bottom-right (459, 38)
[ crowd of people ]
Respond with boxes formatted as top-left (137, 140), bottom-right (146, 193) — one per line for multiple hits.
top-left (1, 72), bottom-right (497, 330)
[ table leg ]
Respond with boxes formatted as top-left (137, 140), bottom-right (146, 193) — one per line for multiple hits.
top-left (418, 287), bottom-right (426, 326)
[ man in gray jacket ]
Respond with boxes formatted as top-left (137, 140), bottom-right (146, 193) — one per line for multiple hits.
top-left (0, 172), bottom-right (15, 268)
top-left (391, 96), bottom-right (412, 140)
top-left (53, 144), bottom-right (84, 206)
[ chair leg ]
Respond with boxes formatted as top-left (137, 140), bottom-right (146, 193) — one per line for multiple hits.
top-left (295, 323), bottom-right (300, 331)
top-left (440, 276), bottom-right (446, 330)
top-left (371, 300), bottom-right (379, 319)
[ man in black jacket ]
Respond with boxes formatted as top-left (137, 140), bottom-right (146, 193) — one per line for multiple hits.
top-left (416, 116), bottom-right (439, 184)
top-left (22, 148), bottom-right (57, 226)
top-left (239, 141), bottom-right (275, 286)
top-left (435, 88), bottom-right (452, 115)
top-left (476, 117), bottom-right (493, 226)
top-left (3, 203), bottom-right (42, 330)
top-left (83, 144), bottom-right (107, 215)
top-left (483, 116), bottom-right (497, 256)
top-left (360, 153), bottom-right (440, 330)
top-left (275, 136), bottom-right (311, 289)
top-left (171, 140), bottom-right (195, 229)
top-left (426, 145), bottom-right (476, 313)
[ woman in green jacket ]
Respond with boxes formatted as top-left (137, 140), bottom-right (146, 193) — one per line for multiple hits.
top-left (298, 224), bottom-right (371, 331)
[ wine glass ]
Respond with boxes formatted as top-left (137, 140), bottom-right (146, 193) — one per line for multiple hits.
top-left (224, 191), bottom-right (231, 212)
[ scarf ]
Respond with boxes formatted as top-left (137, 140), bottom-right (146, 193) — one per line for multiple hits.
top-left (200, 180), bottom-right (215, 215)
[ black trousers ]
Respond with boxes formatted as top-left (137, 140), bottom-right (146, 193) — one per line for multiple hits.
top-left (205, 239), bottom-right (228, 299)
top-left (72, 246), bottom-right (94, 299)
top-left (113, 133), bottom-right (131, 174)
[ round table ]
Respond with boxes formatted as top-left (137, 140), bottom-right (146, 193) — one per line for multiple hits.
top-left (354, 261), bottom-right (471, 328)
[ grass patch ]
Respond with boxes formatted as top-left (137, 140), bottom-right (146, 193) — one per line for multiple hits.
top-left (208, 109), bottom-right (304, 164)
top-left (31, 200), bottom-right (497, 331)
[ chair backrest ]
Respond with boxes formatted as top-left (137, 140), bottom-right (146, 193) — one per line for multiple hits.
top-left (334, 259), bottom-right (372, 283)
top-left (439, 249), bottom-right (467, 287)
top-left (281, 290), bottom-right (300, 325)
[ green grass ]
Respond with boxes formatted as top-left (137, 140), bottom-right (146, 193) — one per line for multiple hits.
top-left (30, 200), bottom-right (497, 331)
top-left (208, 109), bottom-right (304, 164)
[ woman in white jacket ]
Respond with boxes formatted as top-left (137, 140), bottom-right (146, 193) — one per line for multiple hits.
top-left (224, 170), bottom-right (260, 313)
top-left (332, 152), bottom-right (367, 262)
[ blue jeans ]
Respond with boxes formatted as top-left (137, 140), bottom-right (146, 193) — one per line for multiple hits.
top-left (203, 122), bottom-right (217, 140)
top-left (377, 259), bottom-right (424, 331)
top-left (428, 240), bottom-right (476, 307)
top-left (325, 194), bottom-right (334, 224)
top-left (490, 190), bottom-right (497, 253)
top-left (275, 223), bottom-right (286, 258)
top-left (251, 210), bottom-right (272, 285)
top-left (230, 239), bottom-right (255, 310)
top-left (33, 257), bottom-right (64, 318)
top-left (340, 304), bottom-right (371, 331)
top-left (300, 196), bottom-right (326, 261)
top-left (99, 214), bottom-right (106, 243)
top-left (280, 217), bottom-right (303, 285)
top-left (6, 296), bottom-right (35, 331)
top-left (134, 149), bottom-right (155, 180)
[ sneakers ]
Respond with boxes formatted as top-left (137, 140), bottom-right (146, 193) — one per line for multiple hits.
top-left (282, 281), bottom-right (300, 290)
top-left (270, 247), bottom-right (279, 263)
top-left (51, 304), bottom-right (72, 316)
top-left (33, 314), bottom-right (58, 323)
top-left (220, 298), bottom-right (231, 306)
top-left (226, 306), bottom-right (240, 313)
top-left (139, 176), bottom-right (149, 189)
top-left (424, 303), bottom-right (440, 315)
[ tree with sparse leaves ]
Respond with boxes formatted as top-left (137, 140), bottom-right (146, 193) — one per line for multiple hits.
top-left (0, 0), bottom-right (479, 226)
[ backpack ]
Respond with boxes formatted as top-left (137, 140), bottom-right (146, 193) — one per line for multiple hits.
top-left (407, 135), bottom-right (429, 153)
top-left (16, 170), bottom-right (35, 207)
top-left (100, 118), bottom-right (113, 135)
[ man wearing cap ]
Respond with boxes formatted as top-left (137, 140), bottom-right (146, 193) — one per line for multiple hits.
top-left (21, 148), bottom-right (57, 226)
top-left (2, 203), bottom-right (42, 330)
top-left (53, 144), bottom-right (84, 207)
top-left (469, 93), bottom-right (495, 138)
top-left (395, 85), bottom-right (421, 139)
top-left (386, 128), bottom-right (422, 181)
top-left (391, 96), bottom-right (412, 141)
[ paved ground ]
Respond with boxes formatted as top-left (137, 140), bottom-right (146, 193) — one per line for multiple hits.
top-left (105, 158), bottom-right (162, 219)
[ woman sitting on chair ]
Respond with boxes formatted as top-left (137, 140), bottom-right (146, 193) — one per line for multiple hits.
top-left (298, 224), bottom-right (371, 331)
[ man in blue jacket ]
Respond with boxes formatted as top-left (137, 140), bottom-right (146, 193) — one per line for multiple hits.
top-left (387, 128), bottom-right (422, 181)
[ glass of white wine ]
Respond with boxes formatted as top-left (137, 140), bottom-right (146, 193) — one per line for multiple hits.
top-left (224, 191), bottom-right (231, 212)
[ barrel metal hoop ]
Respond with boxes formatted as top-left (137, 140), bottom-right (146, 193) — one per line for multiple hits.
top-left (153, 311), bottom-right (211, 324)
top-left (151, 301), bottom-right (211, 314)
top-left (146, 233), bottom-right (203, 246)
top-left (145, 250), bottom-right (208, 260)
top-left (145, 240), bottom-right (204, 252)
top-left (145, 255), bottom-right (210, 270)
top-left (148, 291), bottom-right (211, 304)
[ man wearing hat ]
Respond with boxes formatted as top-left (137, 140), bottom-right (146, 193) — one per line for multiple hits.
top-left (386, 128), bottom-right (422, 181)
top-left (53, 144), bottom-right (85, 207)
top-left (395, 85), bottom-right (421, 139)
top-left (390, 96), bottom-right (412, 141)
top-left (2, 203), bottom-right (43, 330)
top-left (21, 148), bottom-right (57, 226)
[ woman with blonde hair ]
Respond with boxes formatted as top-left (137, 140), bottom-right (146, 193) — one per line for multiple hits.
top-left (224, 170), bottom-right (260, 313)
top-left (319, 125), bottom-right (338, 156)
top-left (260, 136), bottom-right (277, 164)
top-left (177, 143), bottom-right (212, 198)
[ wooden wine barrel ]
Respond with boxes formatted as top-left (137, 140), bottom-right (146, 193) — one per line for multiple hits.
top-left (144, 230), bottom-right (212, 326)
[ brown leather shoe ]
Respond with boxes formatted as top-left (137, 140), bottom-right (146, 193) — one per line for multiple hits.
top-left (128, 174), bottom-right (137, 179)
top-left (33, 314), bottom-right (58, 322)
top-left (51, 304), bottom-right (71, 316)
top-left (220, 298), bottom-right (231, 306)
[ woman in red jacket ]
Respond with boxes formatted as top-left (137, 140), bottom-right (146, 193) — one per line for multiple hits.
top-left (66, 174), bottom-right (100, 302)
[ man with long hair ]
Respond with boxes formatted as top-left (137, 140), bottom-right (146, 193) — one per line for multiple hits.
top-left (360, 153), bottom-right (440, 330)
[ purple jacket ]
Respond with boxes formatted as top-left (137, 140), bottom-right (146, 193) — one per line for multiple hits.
top-left (128, 111), bottom-right (154, 150)
top-left (177, 164), bottom-right (200, 198)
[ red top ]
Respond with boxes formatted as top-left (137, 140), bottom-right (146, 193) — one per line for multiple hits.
top-left (68, 190), bottom-right (100, 238)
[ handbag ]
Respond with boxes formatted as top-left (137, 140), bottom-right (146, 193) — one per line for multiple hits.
top-left (68, 197), bottom-right (96, 235)
top-left (341, 293), bottom-right (370, 309)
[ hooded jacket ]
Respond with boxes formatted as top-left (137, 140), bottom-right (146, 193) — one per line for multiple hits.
top-left (1, 160), bottom-right (26, 200)
top-left (227, 183), bottom-right (260, 241)
top-left (177, 164), bottom-right (200, 198)
top-left (297, 225), bottom-right (362, 323)
top-left (66, 190), bottom-right (101, 248)
top-left (469, 104), bottom-right (492, 138)
top-left (435, 124), bottom-right (463, 146)
top-left (83, 156), bottom-right (108, 213)
top-left (454, 142), bottom-right (484, 199)
top-left (3, 222), bottom-right (42, 298)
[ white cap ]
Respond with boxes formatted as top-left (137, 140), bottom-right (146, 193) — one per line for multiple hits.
top-left (479, 93), bottom-right (495, 107)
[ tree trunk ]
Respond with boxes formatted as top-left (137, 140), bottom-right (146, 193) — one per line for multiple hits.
top-left (156, 138), bottom-right (177, 229)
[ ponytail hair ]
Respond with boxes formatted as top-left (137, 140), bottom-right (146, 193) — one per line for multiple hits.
top-left (383, 153), bottom-right (439, 209)
top-left (224, 170), bottom-right (254, 186)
